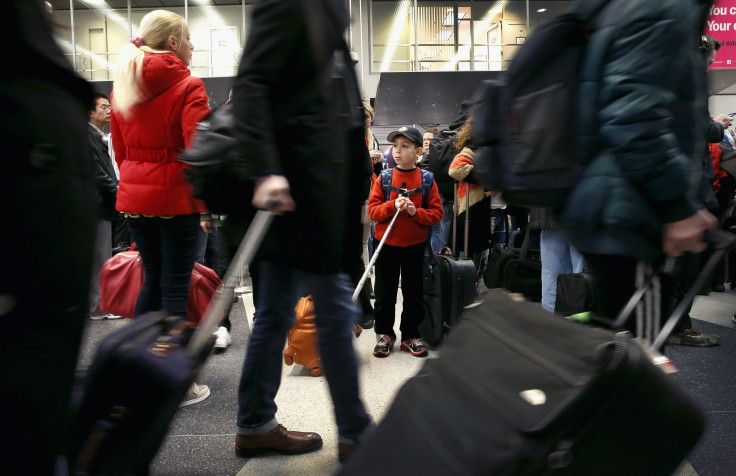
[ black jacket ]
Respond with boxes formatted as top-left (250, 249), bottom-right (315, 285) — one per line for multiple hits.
top-left (87, 124), bottom-right (118, 221)
top-left (559, 0), bottom-right (712, 262)
top-left (231, 0), bottom-right (370, 274)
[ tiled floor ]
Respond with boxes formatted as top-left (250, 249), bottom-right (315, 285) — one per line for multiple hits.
top-left (75, 281), bottom-right (736, 476)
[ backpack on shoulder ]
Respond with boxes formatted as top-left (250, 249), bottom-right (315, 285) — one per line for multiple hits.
top-left (425, 129), bottom-right (457, 198)
top-left (379, 167), bottom-right (434, 208)
top-left (471, 2), bottom-right (616, 208)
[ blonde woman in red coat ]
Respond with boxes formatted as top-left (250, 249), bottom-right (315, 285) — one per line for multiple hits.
top-left (110, 10), bottom-right (210, 406)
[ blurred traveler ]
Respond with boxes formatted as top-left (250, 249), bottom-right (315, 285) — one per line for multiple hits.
top-left (1, 0), bottom-right (96, 473)
top-left (229, 0), bottom-right (374, 463)
top-left (558, 0), bottom-right (718, 337)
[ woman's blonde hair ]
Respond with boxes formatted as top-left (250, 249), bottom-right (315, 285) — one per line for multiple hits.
top-left (112, 10), bottom-right (187, 117)
top-left (363, 101), bottom-right (375, 145)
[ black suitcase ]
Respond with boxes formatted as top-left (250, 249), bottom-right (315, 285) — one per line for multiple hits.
top-left (420, 182), bottom-right (477, 347)
top-left (69, 210), bottom-right (273, 475)
top-left (420, 250), bottom-right (476, 347)
top-left (484, 245), bottom-right (517, 288)
top-left (555, 270), bottom-right (595, 316)
top-left (502, 228), bottom-right (542, 302)
top-left (341, 231), bottom-right (736, 476)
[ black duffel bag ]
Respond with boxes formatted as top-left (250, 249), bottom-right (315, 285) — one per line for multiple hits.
top-left (179, 102), bottom-right (254, 219)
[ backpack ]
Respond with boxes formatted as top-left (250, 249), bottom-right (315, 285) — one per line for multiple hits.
top-left (380, 168), bottom-right (434, 209)
top-left (471, 2), bottom-right (618, 208)
top-left (426, 130), bottom-right (457, 199)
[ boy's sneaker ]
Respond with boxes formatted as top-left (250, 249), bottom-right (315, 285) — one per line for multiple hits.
top-left (400, 338), bottom-right (429, 357)
top-left (180, 382), bottom-right (210, 407)
top-left (213, 326), bottom-right (232, 352)
top-left (373, 334), bottom-right (395, 357)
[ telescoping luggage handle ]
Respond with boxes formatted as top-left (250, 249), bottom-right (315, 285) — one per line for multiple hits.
top-left (451, 181), bottom-right (471, 258)
top-left (612, 228), bottom-right (736, 353)
top-left (188, 210), bottom-right (274, 357)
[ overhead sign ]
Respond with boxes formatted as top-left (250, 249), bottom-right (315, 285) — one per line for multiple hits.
top-left (706, 0), bottom-right (736, 69)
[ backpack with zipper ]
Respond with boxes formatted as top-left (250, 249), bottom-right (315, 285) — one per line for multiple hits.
top-left (471, 0), bottom-right (621, 208)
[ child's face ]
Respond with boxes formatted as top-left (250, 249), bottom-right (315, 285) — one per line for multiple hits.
top-left (392, 137), bottom-right (422, 168)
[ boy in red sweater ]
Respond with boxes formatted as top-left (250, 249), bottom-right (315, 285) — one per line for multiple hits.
top-left (368, 127), bottom-right (443, 357)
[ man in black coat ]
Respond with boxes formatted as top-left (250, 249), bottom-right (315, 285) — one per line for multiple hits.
top-left (1, 0), bottom-right (96, 473)
top-left (230, 0), bottom-right (373, 463)
top-left (87, 92), bottom-right (121, 319)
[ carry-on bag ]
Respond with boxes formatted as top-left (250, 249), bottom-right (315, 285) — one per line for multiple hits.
top-left (340, 230), bottom-right (735, 476)
top-left (70, 210), bottom-right (273, 475)
top-left (484, 244), bottom-right (516, 288)
top-left (502, 227), bottom-right (542, 302)
top-left (419, 181), bottom-right (477, 347)
top-left (98, 243), bottom-right (222, 324)
top-left (555, 269), bottom-right (595, 316)
top-left (283, 295), bottom-right (362, 377)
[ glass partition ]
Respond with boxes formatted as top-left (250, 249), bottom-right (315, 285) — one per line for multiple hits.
top-left (45, 0), bottom-right (574, 79)
top-left (370, 0), bottom-right (573, 73)
top-left (47, 0), bottom-right (250, 80)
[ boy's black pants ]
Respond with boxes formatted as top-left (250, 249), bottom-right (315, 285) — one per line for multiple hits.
top-left (373, 241), bottom-right (425, 341)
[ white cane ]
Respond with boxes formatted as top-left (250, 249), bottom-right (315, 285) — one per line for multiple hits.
top-left (352, 207), bottom-right (402, 303)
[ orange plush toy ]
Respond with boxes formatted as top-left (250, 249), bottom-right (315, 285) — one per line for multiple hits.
top-left (283, 296), bottom-right (362, 377)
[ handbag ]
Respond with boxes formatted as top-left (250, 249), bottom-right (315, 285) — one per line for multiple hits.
top-left (179, 102), bottom-right (255, 218)
top-left (98, 246), bottom-right (222, 324)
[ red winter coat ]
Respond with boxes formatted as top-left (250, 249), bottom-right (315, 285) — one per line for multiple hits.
top-left (111, 52), bottom-right (209, 215)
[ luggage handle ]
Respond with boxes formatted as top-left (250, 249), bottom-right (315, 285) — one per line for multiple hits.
top-left (188, 209), bottom-right (274, 357)
top-left (452, 181), bottom-right (471, 258)
top-left (612, 229), bottom-right (736, 351)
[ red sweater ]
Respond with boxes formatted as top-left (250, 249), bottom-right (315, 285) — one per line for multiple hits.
top-left (368, 167), bottom-right (443, 247)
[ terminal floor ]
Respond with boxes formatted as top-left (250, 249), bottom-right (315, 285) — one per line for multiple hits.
top-left (75, 283), bottom-right (736, 476)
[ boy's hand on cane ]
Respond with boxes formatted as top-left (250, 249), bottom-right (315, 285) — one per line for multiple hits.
top-left (394, 196), bottom-right (409, 213)
top-left (406, 201), bottom-right (416, 216)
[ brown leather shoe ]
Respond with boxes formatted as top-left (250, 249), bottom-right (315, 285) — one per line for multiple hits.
top-left (235, 424), bottom-right (323, 457)
top-left (338, 442), bottom-right (358, 463)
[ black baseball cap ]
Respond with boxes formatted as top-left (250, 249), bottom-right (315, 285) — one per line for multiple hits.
top-left (387, 126), bottom-right (423, 147)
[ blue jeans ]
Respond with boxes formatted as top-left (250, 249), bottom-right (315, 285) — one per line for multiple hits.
top-left (491, 208), bottom-right (507, 247)
top-left (127, 214), bottom-right (200, 317)
top-left (196, 226), bottom-right (219, 269)
top-left (540, 230), bottom-right (586, 312)
top-left (236, 262), bottom-right (372, 443)
top-left (430, 197), bottom-right (453, 254)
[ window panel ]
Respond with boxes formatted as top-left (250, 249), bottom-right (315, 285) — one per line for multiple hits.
top-left (47, 1), bottom-right (250, 80)
top-left (371, 1), bottom-right (573, 72)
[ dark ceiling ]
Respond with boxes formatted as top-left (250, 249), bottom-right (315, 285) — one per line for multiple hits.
top-left (48, 0), bottom-right (564, 12)
top-left (48, 1), bottom-right (244, 12)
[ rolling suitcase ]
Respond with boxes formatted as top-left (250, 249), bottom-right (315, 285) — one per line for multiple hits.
top-left (340, 230), bottom-right (735, 476)
top-left (69, 210), bottom-right (273, 475)
top-left (419, 182), bottom-right (477, 347)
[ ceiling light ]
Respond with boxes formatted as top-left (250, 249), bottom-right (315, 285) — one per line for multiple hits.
top-left (537, 8), bottom-right (547, 13)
